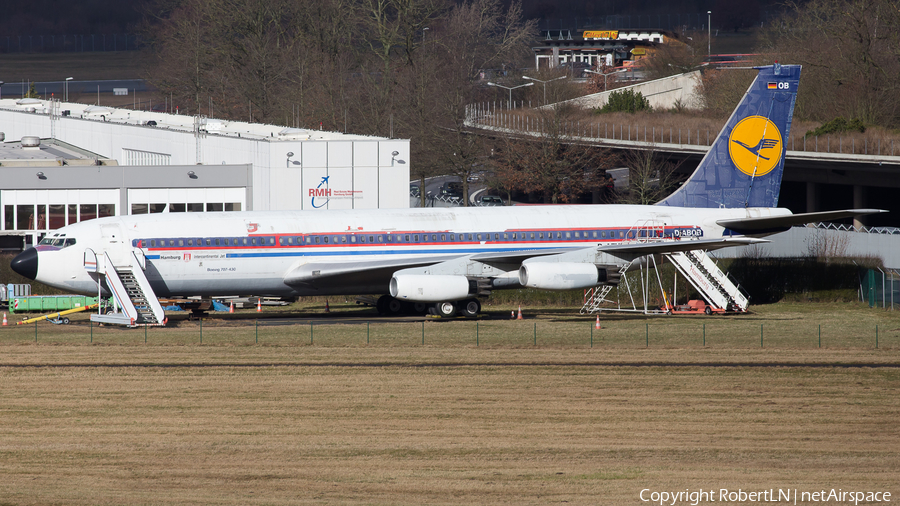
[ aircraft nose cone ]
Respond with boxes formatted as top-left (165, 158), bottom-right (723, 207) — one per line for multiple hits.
top-left (11, 247), bottom-right (38, 280)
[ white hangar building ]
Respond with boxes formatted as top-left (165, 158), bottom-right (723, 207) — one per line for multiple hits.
top-left (0, 98), bottom-right (410, 248)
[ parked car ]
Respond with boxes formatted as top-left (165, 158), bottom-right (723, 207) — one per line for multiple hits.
top-left (479, 195), bottom-right (503, 206)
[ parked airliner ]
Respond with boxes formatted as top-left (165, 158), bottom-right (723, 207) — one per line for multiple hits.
top-left (10, 64), bottom-right (882, 320)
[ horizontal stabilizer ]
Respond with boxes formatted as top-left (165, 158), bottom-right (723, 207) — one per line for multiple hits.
top-left (717, 209), bottom-right (887, 232)
top-left (597, 237), bottom-right (769, 255)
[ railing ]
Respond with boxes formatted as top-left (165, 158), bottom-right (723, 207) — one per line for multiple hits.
top-left (466, 102), bottom-right (900, 159)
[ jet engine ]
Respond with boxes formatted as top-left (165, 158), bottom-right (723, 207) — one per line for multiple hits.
top-left (389, 275), bottom-right (474, 302)
top-left (518, 262), bottom-right (617, 290)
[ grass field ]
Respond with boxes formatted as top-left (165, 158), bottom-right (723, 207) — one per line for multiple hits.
top-left (0, 302), bottom-right (898, 504)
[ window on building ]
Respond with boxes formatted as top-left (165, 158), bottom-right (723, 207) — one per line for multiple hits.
top-left (4, 205), bottom-right (13, 230)
top-left (80, 204), bottom-right (97, 222)
top-left (149, 204), bottom-right (166, 213)
top-left (131, 204), bottom-right (149, 215)
top-left (17, 205), bottom-right (34, 230)
top-left (99, 204), bottom-right (115, 218)
top-left (224, 203), bottom-right (242, 212)
top-left (188, 203), bottom-right (203, 212)
top-left (170, 203), bottom-right (186, 213)
top-left (68, 204), bottom-right (77, 225)
top-left (206, 203), bottom-right (223, 212)
top-left (48, 205), bottom-right (65, 229)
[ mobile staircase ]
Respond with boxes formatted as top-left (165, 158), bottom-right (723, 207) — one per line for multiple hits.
top-left (84, 248), bottom-right (166, 327)
top-left (664, 250), bottom-right (748, 313)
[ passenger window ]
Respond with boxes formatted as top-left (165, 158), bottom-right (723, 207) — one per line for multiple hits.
top-left (566, 232), bottom-right (571, 239)
top-left (601, 231), bottom-right (606, 238)
top-left (215, 239), bottom-right (220, 246)
top-left (269, 238), bottom-right (275, 245)
top-left (529, 233), bottom-right (535, 240)
top-left (151, 240), bottom-right (156, 247)
top-left (351, 236), bottom-right (357, 243)
top-left (341, 236), bottom-right (347, 243)
top-left (324, 237), bottom-right (329, 243)
top-left (205, 239), bottom-right (211, 246)
top-left (368, 236), bottom-right (374, 242)
top-left (539, 232), bottom-right (543, 239)
top-left (315, 237), bottom-right (320, 244)
top-left (592, 231), bottom-right (597, 238)
top-left (575, 232), bottom-right (580, 238)
top-left (377, 236), bottom-right (383, 242)
top-left (494, 234), bottom-right (499, 240)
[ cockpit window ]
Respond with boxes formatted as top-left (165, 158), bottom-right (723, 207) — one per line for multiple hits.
top-left (39, 235), bottom-right (74, 248)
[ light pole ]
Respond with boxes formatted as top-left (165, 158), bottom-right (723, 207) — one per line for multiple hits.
top-left (486, 81), bottom-right (533, 108)
top-left (65, 77), bottom-right (72, 102)
top-left (584, 69), bottom-right (620, 90)
top-left (0, 81), bottom-right (4, 100)
top-left (707, 11), bottom-right (712, 58)
top-left (522, 75), bottom-right (566, 104)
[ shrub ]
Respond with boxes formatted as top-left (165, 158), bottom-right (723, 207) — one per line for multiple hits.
top-left (597, 89), bottom-right (651, 114)
top-left (804, 117), bottom-right (866, 138)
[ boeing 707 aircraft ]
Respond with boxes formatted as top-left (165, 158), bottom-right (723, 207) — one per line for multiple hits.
top-left (10, 64), bottom-right (882, 323)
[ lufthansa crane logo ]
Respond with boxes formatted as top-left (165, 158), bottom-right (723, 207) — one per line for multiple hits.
top-left (728, 116), bottom-right (783, 177)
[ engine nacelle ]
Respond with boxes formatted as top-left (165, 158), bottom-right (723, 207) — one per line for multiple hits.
top-left (519, 262), bottom-right (609, 291)
top-left (389, 275), bottom-right (473, 302)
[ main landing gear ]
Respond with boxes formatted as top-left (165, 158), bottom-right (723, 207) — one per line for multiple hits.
top-left (376, 295), bottom-right (481, 318)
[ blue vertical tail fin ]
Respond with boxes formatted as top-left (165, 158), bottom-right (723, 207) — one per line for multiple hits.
top-left (657, 63), bottom-right (801, 209)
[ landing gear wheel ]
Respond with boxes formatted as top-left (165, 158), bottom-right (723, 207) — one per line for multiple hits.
top-left (376, 295), bottom-right (391, 315)
top-left (387, 298), bottom-right (404, 315)
top-left (413, 302), bottom-right (429, 315)
top-left (434, 301), bottom-right (457, 318)
top-left (704, 306), bottom-right (712, 315)
top-left (460, 298), bottom-right (481, 318)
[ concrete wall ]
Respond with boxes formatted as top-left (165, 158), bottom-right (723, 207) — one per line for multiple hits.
top-left (561, 70), bottom-right (701, 111)
top-left (711, 226), bottom-right (900, 269)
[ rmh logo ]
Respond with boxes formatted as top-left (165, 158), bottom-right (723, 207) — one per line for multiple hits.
top-left (309, 188), bottom-right (331, 197)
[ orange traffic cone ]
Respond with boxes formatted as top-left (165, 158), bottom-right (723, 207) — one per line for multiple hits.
top-left (517, 305), bottom-right (523, 320)
top-left (511, 310), bottom-right (515, 319)
top-left (229, 301), bottom-right (234, 313)
top-left (257, 299), bottom-right (262, 312)
top-left (325, 300), bottom-right (330, 313)
top-left (2, 313), bottom-right (6, 326)
top-left (595, 314), bottom-right (601, 330)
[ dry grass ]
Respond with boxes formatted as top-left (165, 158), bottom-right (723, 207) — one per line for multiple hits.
top-left (0, 302), bottom-right (898, 505)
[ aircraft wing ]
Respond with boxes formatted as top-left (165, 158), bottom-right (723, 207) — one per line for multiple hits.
top-left (283, 256), bottom-right (458, 287)
top-left (717, 209), bottom-right (886, 233)
top-left (283, 247), bottom-right (583, 290)
top-left (596, 236), bottom-right (769, 255)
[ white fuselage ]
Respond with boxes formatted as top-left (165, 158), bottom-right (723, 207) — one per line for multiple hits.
top-left (32, 204), bottom-right (790, 297)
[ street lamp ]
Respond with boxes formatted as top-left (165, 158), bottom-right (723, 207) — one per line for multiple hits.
top-left (585, 69), bottom-right (620, 90)
top-left (0, 81), bottom-right (4, 100)
top-left (522, 75), bottom-right (566, 104)
top-left (486, 81), bottom-right (533, 109)
top-left (65, 77), bottom-right (73, 102)
top-left (707, 11), bottom-right (712, 57)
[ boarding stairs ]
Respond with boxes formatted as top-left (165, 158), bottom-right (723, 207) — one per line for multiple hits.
top-left (84, 248), bottom-right (166, 327)
top-left (580, 261), bottom-right (633, 314)
top-left (665, 250), bottom-right (748, 312)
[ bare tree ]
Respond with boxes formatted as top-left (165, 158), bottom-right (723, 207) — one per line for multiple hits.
top-left (760, 0), bottom-right (900, 127)
top-left (616, 147), bottom-right (685, 205)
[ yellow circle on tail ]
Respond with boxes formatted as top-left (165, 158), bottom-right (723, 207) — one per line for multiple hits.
top-left (728, 116), bottom-right (783, 177)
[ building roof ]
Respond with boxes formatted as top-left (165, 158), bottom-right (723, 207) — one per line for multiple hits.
top-left (0, 98), bottom-right (383, 143)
